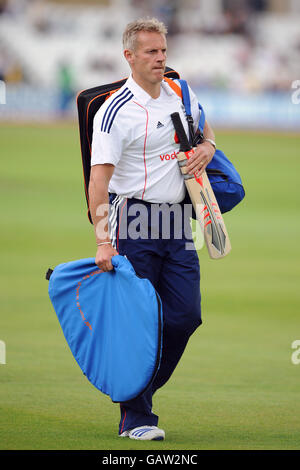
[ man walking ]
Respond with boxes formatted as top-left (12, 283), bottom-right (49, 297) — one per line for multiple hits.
top-left (89, 17), bottom-right (216, 441)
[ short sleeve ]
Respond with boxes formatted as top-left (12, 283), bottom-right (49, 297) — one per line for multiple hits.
top-left (91, 108), bottom-right (124, 167)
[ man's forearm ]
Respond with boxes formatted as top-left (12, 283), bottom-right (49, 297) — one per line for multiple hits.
top-left (203, 120), bottom-right (215, 143)
top-left (89, 164), bottom-right (115, 245)
top-left (89, 164), bottom-right (118, 271)
top-left (89, 182), bottom-right (111, 244)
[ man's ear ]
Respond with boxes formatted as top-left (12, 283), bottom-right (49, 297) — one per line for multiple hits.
top-left (124, 49), bottom-right (134, 66)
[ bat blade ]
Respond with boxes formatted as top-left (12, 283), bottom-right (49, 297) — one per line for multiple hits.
top-left (171, 112), bottom-right (231, 259)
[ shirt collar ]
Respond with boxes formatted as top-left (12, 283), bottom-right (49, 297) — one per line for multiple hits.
top-left (125, 73), bottom-right (174, 105)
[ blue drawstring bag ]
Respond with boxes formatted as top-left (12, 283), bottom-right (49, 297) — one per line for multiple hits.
top-left (47, 255), bottom-right (163, 403)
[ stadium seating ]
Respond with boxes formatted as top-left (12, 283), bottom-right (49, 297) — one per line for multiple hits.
top-left (0, 2), bottom-right (299, 92)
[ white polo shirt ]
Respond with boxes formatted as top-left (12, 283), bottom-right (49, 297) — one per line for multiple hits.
top-left (91, 74), bottom-right (201, 204)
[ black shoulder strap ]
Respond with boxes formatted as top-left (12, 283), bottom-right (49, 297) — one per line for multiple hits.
top-left (77, 66), bottom-right (180, 224)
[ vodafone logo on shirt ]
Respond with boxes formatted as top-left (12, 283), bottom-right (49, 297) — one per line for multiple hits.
top-left (160, 151), bottom-right (177, 161)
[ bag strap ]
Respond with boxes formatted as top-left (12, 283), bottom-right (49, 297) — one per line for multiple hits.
top-left (178, 79), bottom-right (195, 145)
top-left (178, 79), bottom-right (206, 145)
top-left (163, 76), bottom-right (182, 98)
top-left (164, 76), bottom-right (193, 145)
top-left (164, 77), bottom-right (205, 133)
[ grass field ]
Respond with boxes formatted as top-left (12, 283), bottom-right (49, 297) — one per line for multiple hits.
top-left (0, 123), bottom-right (300, 450)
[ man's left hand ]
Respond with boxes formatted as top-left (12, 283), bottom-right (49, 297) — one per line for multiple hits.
top-left (185, 142), bottom-right (215, 175)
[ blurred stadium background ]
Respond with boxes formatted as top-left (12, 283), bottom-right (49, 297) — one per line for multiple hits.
top-left (0, 0), bottom-right (300, 128)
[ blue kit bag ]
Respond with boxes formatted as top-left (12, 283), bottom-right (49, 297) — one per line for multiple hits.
top-left (47, 255), bottom-right (163, 403)
top-left (178, 79), bottom-right (245, 214)
top-left (205, 149), bottom-right (245, 214)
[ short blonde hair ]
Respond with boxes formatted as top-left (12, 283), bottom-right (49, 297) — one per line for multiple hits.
top-left (123, 17), bottom-right (168, 51)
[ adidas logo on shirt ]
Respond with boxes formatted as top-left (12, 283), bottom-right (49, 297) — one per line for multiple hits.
top-left (156, 121), bottom-right (164, 129)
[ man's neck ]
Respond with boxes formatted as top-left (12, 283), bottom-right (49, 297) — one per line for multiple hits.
top-left (131, 74), bottom-right (162, 99)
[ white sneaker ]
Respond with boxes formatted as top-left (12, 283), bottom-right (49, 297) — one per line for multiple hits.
top-left (119, 425), bottom-right (165, 441)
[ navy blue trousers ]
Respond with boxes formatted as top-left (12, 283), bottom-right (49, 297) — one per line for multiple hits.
top-left (109, 195), bottom-right (202, 434)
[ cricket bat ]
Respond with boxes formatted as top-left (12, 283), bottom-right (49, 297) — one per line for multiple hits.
top-left (171, 112), bottom-right (231, 259)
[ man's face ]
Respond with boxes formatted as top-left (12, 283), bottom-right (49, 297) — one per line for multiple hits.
top-left (125, 31), bottom-right (167, 85)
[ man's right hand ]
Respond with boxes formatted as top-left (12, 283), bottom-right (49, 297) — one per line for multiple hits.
top-left (95, 243), bottom-right (119, 272)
